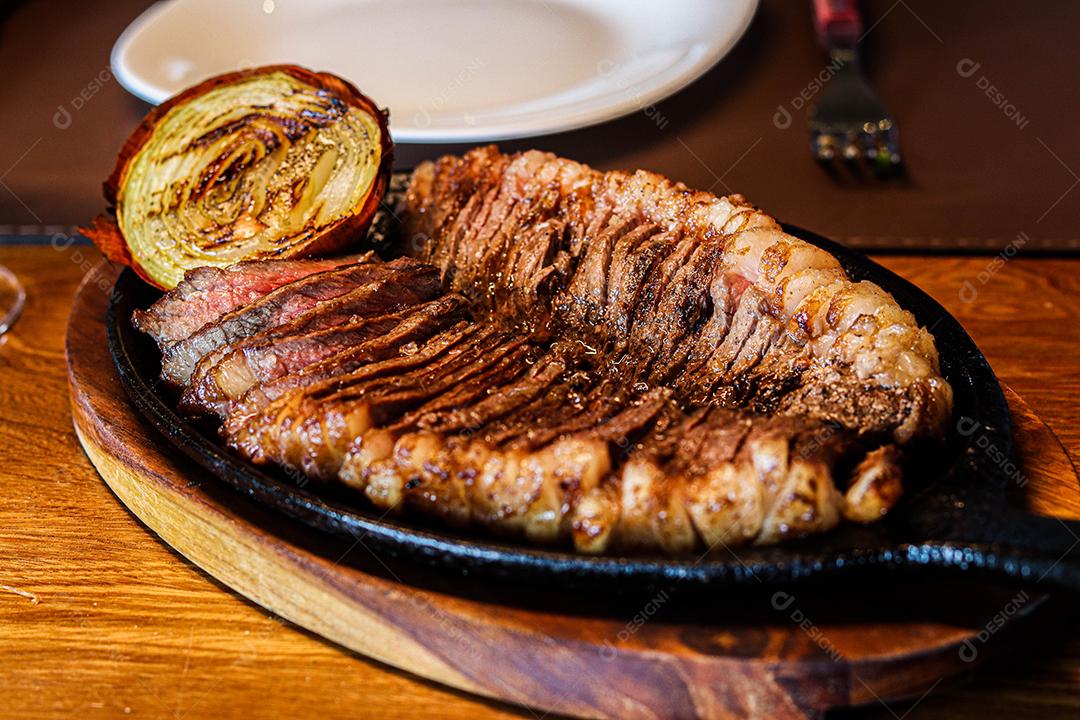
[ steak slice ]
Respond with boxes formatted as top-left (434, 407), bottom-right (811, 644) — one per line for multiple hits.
top-left (222, 298), bottom-right (472, 442)
top-left (180, 263), bottom-right (443, 414)
top-left (407, 344), bottom-right (580, 436)
top-left (133, 254), bottom-right (372, 346)
top-left (181, 309), bottom-right (411, 417)
top-left (239, 329), bottom-right (527, 479)
top-left (159, 258), bottom-right (424, 387)
top-left (225, 322), bottom-right (492, 461)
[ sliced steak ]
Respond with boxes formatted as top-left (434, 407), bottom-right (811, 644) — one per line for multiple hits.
top-left (180, 262), bottom-right (443, 413)
top-left (238, 330), bottom-right (528, 479)
top-left (132, 145), bottom-right (951, 554)
top-left (225, 322), bottom-right (495, 460)
top-left (159, 259), bottom-right (418, 387)
top-left (181, 309), bottom-right (411, 417)
top-left (409, 344), bottom-right (579, 436)
top-left (399, 147), bottom-right (951, 446)
top-left (133, 254), bottom-right (372, 346)
top-left (222, 298), bottom-right (473, 442)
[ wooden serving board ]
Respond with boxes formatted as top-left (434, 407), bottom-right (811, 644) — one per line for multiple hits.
top-left (67, 262), bottom-right (1080, 720)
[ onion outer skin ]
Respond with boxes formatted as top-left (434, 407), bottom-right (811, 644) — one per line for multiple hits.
top-left (82, 65), bottom-right (392, 289)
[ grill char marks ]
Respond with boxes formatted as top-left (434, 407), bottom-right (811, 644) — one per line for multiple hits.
top-left (132, 146), bottom-right (949, 555)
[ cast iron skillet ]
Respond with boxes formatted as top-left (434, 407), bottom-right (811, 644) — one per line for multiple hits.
top-left (106, 217), bottom-right (1080, 592)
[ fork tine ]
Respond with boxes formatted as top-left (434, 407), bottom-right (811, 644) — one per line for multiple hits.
top-left (841, 135), bottom-right (861, 162)
top-left (812, 132), bottom-right (838, 161)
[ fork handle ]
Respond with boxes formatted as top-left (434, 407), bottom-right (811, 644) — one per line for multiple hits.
top-left (812, 0), bottom-right (862, 48)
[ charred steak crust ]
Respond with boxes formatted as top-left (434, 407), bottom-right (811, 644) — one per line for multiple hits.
top-left (132, 147), bottom-right (951, 554)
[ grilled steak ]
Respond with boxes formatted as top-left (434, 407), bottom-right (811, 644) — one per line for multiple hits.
top-left (132, 254), bottom-right (372, 346)
top-left (133, 146), bottom-right (952, 554)
top-left (399, 146), bottom-right (952, 444)
top-left (222, 298), bottom-right (472, 442)
top-left (159, 258), bottom-right (430, 387)
top-left (181, 309), bottom-right (411, 417)
top-left (180, 262), bottom-right (443, 415)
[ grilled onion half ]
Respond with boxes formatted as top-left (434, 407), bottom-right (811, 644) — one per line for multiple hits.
top-left (84, 65), bottom-right (392, 289)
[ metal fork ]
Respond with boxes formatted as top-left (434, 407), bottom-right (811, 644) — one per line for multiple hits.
top-left (808, 0), bottom-right (901, 172)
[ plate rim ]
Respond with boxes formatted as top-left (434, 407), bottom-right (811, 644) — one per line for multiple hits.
top-left (110, 0), bottom-right (760, 143)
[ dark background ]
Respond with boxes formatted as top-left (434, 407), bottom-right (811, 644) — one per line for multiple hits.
top-left (1, 0), bottom-right (1077, 251)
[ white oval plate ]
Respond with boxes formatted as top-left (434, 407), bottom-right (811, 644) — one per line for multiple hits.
top-left (112, 0), bottom-right (758, 143)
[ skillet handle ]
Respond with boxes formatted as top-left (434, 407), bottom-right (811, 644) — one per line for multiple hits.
top-left (970, 510), bottom-right (1080, 592)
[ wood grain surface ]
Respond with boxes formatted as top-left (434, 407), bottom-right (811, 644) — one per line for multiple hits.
top-left (2, 245), bottom-right (1080, 719)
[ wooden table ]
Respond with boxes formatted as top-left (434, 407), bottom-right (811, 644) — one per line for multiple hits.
top-left (0, 244), bottom-right (1077, 719)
